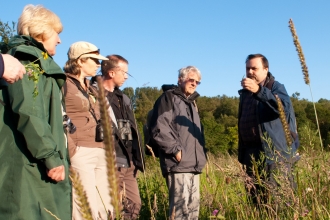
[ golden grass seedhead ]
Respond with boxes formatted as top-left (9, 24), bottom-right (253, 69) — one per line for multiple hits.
top-left (70, 168), bottom-right (93, 220)
top-left (275, 95), bottom-right (293, 147)
top-left (96, 77), bottom-right (122, 218)
top-left (288, 18), bottom-right (310, 85)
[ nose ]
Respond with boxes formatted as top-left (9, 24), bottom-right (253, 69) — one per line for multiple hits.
top-left (246, 68), bottom-right (253, 75)
top-left (58, 36), bottom-right (61, 45)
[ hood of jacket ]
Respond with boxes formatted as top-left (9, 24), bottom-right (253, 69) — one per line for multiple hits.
top-left (161, 84), bottom-right (200, 103)
top-left (3, 35), bottom-right (65, 88)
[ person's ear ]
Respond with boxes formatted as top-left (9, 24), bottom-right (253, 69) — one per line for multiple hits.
top-left (108, 70), bottom-right (116, 78)
top-left (178, 77), bottom-right (182, 85)
top-left (77, 59), bottom-right (84, 67)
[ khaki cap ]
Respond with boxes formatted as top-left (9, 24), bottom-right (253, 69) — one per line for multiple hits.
top-left (67, 41), bottom-right (108, 60)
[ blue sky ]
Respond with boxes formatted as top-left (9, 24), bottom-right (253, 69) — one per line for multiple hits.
top-left (1, 1), bottom-right (329, 101)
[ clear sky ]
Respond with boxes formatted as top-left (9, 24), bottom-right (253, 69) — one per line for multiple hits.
top-left (1, 1), bottom-right (329, 101)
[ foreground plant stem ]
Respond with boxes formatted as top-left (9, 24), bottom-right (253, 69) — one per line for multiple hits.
top-left (288, 18), bottom-right (323, 149)
top-left (96, 77), bottom-right (121, 219)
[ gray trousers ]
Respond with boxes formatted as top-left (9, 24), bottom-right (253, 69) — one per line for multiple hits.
top-left (166, 173), bottom-right (200, 220)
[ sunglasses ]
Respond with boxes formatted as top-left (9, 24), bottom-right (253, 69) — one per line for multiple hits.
top-left (187, 78), bottom-right (201, 85)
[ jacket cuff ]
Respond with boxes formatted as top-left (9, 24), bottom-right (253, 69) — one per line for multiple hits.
top-left (43, 151), bottom-right (63, 170)
top-left (0, 54), bottom-right (4, 78)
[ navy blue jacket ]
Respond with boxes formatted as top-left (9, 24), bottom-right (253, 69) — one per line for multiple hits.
top-left (238, 75), bottom-right (299, 164)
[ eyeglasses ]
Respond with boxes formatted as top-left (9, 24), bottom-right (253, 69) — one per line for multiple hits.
top-left (77, 49), bottom-right (100, 59)
top-left (187, 78), bottom-right (201, 85)
top-left (115, 66), bottom-right (131, 77)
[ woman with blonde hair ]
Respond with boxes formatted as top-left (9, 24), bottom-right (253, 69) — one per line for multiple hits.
top-left (0, 5), bottom-right (71, 220)
top-left (63, 41), bottom-right (112, 220)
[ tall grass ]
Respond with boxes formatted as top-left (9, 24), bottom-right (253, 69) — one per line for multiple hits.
top-left (139, 145), bottom-right (330, 219)
top-left (288, 18), bottom-right (323, 149)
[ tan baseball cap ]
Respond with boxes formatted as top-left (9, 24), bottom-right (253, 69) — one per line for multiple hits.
top-left (67, 41), bottom-right (108, 60)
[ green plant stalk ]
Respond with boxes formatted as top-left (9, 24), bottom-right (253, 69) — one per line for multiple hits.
top-left (129, 93), bottom-right (155, 219)
top-left (96, 186), bottom-right (108, 219)
top-left (296, 171), bottom-right (303, 216)
top-left (96, 77), bottom-right (121, 219)
top-left (288, 18), bottom-right (323, 149)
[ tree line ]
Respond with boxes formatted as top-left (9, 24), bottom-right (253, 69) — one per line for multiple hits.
top-left (123, 87), bottom-right (330, 155)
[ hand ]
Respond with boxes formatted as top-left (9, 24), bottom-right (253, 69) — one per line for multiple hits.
top-left (2, 54), bottom-right (26, 84)
top-left (241, 77), bottom-right (260, 93)
top-left (175, 150), bottom-right (182, 162)
top-left (47, 165), bottom-right (65, 182)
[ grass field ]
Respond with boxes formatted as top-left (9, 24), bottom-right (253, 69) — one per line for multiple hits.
top-left (138, 146), bottom-right (330, 220)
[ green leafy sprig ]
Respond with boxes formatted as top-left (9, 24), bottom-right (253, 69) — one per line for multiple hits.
top-left (25, 52), bottom-right (48, 98)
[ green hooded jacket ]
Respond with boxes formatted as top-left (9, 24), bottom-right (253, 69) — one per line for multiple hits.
top-left (0, 36), bottom-right (71, 219)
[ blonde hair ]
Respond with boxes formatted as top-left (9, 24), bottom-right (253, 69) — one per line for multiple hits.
top-left (17, 4), bottom-right (63, 41)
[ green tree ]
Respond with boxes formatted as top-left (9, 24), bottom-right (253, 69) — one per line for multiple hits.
top-left (0, 20), bottom-right (15, 44)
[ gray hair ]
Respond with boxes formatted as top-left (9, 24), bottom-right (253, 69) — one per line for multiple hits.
top-left (178, 66), bottom-right (201, 83)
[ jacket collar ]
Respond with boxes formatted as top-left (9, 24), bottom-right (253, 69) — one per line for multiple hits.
top-left (161, 84), bottom-right (200, 102)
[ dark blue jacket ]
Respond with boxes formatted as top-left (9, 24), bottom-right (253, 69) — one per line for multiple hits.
top-left (238, 75), bottom-right (299, 164)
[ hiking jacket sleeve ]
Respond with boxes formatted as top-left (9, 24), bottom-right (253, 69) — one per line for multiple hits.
top-left (151, 92), bottom-right (182, 155)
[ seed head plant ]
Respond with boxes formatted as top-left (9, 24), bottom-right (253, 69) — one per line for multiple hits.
top-left (288, 18), bottom-right (323, 149)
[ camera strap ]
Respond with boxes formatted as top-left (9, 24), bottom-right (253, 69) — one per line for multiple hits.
top-left (68, 76), bottom-right (99, 124)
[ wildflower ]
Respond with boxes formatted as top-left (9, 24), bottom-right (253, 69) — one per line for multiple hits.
top-left (24, 51), bottom-right (48, 98)
top-left (212, 209), bottom-right (219, 216)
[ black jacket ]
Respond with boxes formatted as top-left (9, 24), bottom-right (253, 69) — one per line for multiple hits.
top-left (108, 88), bottom-right (145, 172)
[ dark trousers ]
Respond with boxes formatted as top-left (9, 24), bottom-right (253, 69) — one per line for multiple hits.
top-left (241, 146), bottom-right (296, 204)
top-left (117, 162), bottom-right (141, 219)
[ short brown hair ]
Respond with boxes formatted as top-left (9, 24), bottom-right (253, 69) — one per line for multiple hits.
top-left (101, 55), bottom-right (128, 76)
top-left (245, 54), bottom-right (269, 69)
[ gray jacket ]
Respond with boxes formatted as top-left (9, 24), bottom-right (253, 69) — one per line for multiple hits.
top-left (150, 85), bottom-right (207, 176)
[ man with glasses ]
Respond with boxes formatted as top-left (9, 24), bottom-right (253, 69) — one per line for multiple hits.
top-left (150, 66), bottom-right (207, 220)
top-left (100, 55), bottom-right (144, 219)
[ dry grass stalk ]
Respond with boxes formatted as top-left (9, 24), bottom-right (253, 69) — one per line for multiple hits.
top-left (70, 168), bottom-right (93, 220)
top-left (146, 144), bottom-right (156, 161)
top-left (170, 206), bottom-right (176, 220)
top-left (288, 18), bottom-right (309, 85)
top-left (275, 95), bottom-right (293, 147)
top-left (43, 208), bottom-right (61, 220)
top-left (96, 77), bottom-right (121, 219)
top-left (153, 193), bottom-right (158, 215)
top-left (288, 18), bottom-right (323, 149)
